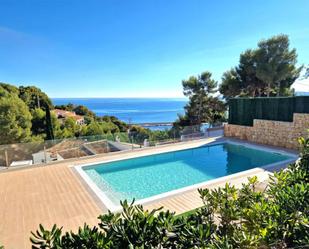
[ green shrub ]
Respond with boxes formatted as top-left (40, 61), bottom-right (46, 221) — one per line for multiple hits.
top-left (31, 138), bottom-right (309, 248)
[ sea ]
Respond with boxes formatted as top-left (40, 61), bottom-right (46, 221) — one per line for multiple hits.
top-left (52, 98), bottom-right (187, 130)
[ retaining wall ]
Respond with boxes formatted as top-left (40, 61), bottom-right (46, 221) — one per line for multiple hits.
top-left (224, 113), bottom-right (309, 149)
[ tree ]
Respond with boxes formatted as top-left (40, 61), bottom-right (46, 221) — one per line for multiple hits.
top-left (100, 116), bottom-right (128, 132)
top-left (107, 116), bottom-right (128, 132)
top-left (0, 82), bottom-right (19, 95)
top-left (73, 105), bottom-right (95, 117)
top-left (219, 34), bottom-right (301, 99)
top-left (183, 71), bottom-right (217, 97)
top-left (182, 71), bottom-right (226, 126)
top-left (237, 49), bottom-right (267, 97)
top-left (31, 108), bottom-right (46, 137)
top-left (45, 104), bottom-right (55, 140)
top-left (203, 96), bottom-right (226, 126)
top-left (149, 130), bottom-right (169, 141)
top-left (54, 103), bottom-right (74, 111)
top-left (29, 107), bottom-right (55, 141)
top-left (60, 128), bottom-right (75, 138)
top-left (83, 122), bottom-right (103, 136)
top-left (256, 34), bottom-right (300, 96)
top-left (0, 87), bottom-right (32, 144)
top-left (173, 114), bottom-right (191, 128)
top-left (129, 125), bottom-right (150, 144)
top-left (220, 50), bottom-right (267, 99)
top-left (18, 85), bottom-right (56, 140)
top-left (19, 86), bottom-right (53, 110)
top-left (219, 68), bottom-right (243, 100)
top-left (50, 113), bottom-right (63, 139)
top-left (63, 117), bottom-right (79, 137)
top-left (101, 121), bottom-right (119, 134)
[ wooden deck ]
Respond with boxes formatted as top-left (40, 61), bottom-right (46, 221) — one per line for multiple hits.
top-left (0, 164), bottom-right (102, 249)
top-left (0, 137), bottom-right (294, 249)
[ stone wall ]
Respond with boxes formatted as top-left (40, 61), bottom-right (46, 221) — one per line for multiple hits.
top-left (224, 113), bottom-right (309, 150)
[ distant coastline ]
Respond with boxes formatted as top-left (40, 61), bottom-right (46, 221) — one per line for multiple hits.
top-left (52, 98), bottom-right (187, 129)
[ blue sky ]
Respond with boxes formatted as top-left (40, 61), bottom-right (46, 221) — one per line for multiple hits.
top-left (0, 0), bottom-right (308, 98)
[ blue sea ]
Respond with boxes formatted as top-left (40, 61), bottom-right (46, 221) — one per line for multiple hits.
top-left (52, 98), bottom-right (187, 126)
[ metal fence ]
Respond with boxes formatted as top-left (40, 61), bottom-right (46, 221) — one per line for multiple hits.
top-left (0, 125), bottom-right (224, 169)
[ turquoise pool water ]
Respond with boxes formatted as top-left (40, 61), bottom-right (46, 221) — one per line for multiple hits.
top-left (84, 143), bottom-right (291, 205)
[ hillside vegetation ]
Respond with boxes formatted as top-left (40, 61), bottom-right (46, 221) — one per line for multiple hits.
top-left (0, 83), bottom-right (162, 145)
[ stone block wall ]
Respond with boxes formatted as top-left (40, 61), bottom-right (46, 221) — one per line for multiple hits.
top-left (224, 113), bottom-right (309, 150)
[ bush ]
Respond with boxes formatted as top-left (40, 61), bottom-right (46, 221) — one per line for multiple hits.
top-left (31, 138), bottom-right (309, 248)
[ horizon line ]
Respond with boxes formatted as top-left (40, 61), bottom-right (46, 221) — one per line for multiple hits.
top-left (51, 97), bottom-right (187, 99)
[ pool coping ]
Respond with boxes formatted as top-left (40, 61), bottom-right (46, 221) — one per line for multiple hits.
top-left (74, 139), bottom-right (298, 212)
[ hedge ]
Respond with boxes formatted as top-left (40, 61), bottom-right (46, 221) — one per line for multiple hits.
top-left (228, 96), bottom-right (309, 126)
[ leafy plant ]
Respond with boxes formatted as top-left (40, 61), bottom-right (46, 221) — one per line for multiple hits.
top-left (31, 224), bottom-right (62, 249)
top-left (31, 224), bottom-right (111, 249)
top-left (98, 200), bottom-right (177, 248)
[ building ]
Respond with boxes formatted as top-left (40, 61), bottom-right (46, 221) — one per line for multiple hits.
top-left (52, 109), bottom-right (85, 125)
top-left (71, 115), bottom-right (85, 125)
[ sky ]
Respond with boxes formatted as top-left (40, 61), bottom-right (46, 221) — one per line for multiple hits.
top-left (0, 0), bottom-right (308, 98)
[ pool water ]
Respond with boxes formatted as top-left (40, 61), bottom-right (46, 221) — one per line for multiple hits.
top-left (84, 143), bottom-right (291, 205)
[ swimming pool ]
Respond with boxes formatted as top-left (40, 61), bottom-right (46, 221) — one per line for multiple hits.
top-left (76, 141), bottom-right (296, 211)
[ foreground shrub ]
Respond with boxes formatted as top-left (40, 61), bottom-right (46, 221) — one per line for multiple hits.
top-left (31, 138), bottom-right (309, 249)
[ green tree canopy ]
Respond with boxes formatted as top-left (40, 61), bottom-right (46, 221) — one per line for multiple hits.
top-left (45, 105), bottom-right (55, 140)
top-left (19, 86), bottom-right (53, 110)
top-left (0, 82), bottom-right (19, 95)
top-left (129, 125), bottom-right (150, 144)
top-left (31, 108), bottom-right (46, 137)
top-left (219, 69), bottom-right (243, 100)
top-left (62, 117), bottom-right (79, 137)
top-left (73, 105), bottom-right (95, 117)
top-left (0, 83), bottom-right (136, 143)
top-left (83, 122), bottom-right (103, 136)
top-left (219, 34), bottom-right (301, 99)
top-left (50, 112), bottom-right (63, 139)
top-left (180, 71), bottom-right (226, 126)
top-left (101, 116), bottom-right (128, 132)
top-left (182, 71), bottom-right (217, 97)
top-left (238, 49), bottom-right (266, 97)
top-left (101, 121), bottom-right (119, 134)
top-left (256, 34), bottom-right (300, 96)
top-left (0, 87), bottom-right (32, 144)
top-left (54, 103), bottom-right (74, 111)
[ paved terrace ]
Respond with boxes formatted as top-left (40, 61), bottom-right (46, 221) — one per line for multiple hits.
top-left (0, 137), bottom-right (297, 249)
